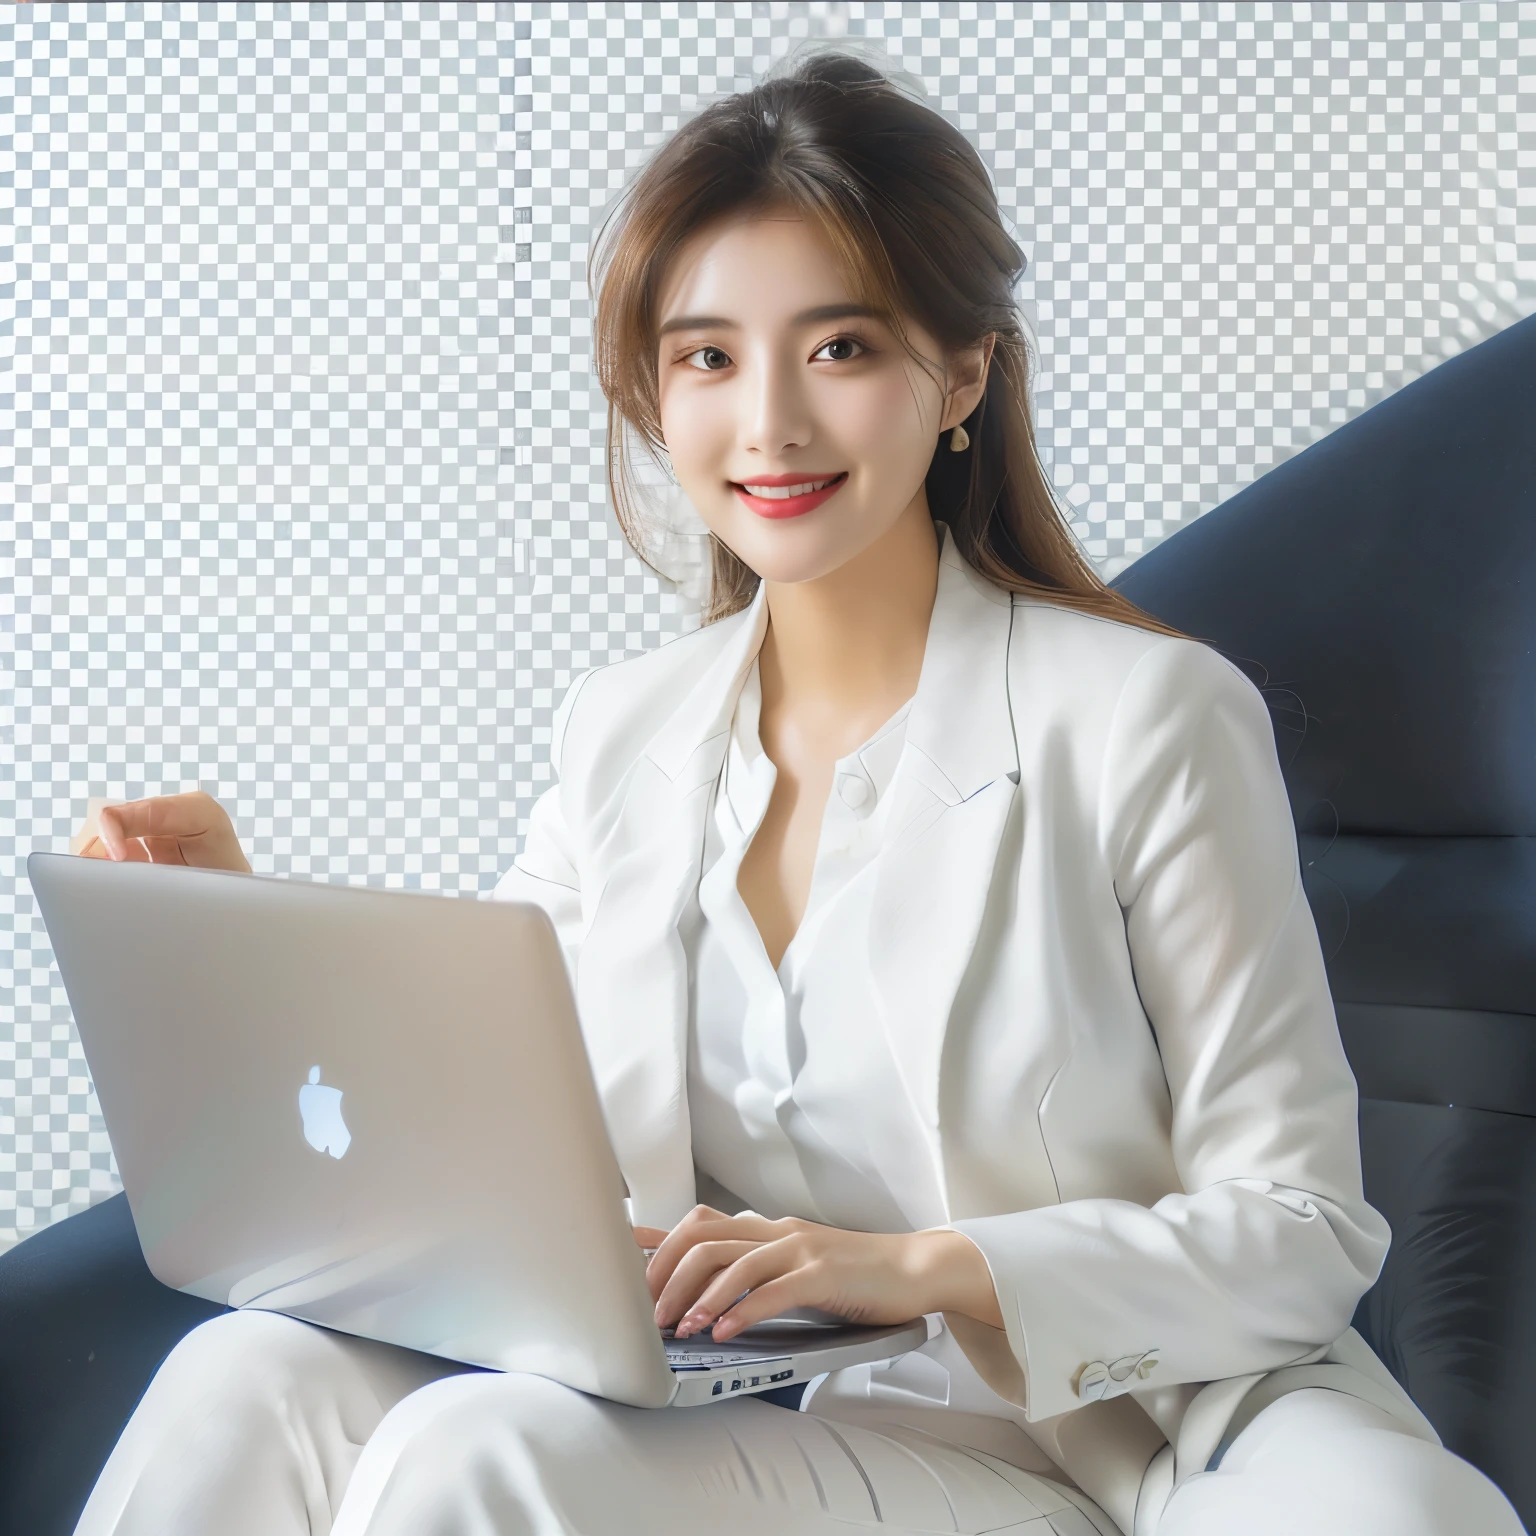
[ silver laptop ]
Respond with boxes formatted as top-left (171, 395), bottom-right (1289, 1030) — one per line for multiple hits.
top-left (27, 852), bottom-right (926, 1408)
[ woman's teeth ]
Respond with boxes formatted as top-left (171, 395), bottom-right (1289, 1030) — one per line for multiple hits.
top-left (739, 477), bottom-right (842, 499)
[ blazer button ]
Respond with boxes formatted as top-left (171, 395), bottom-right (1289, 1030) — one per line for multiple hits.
top-left (1109, 1348), bottom-right (1159, 1384)
top-left (837, 774), bottom-right (872, 810)
top-left (1075, 1361), bottom-right (1110, 1402)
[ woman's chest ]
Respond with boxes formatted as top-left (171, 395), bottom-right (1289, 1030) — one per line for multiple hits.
top-left (685, 757), bottom-right (1178, 1224)
top-left (734, 678), bottom-right (916, 972)
top-left (568, 696), bottom-right (1174, 1224)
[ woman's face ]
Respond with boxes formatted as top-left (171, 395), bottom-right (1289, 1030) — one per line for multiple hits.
top-left (654, 210), bottom-right (986, 586)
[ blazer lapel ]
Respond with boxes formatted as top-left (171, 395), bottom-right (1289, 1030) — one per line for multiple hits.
top-left (868, 529), bottom-right (1021, 1182)
top-left (574, 585), bottom-right (770, 1229)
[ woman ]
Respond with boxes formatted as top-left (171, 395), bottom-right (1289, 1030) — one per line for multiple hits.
top-left (73, 50), bottom-right (1520, 1536)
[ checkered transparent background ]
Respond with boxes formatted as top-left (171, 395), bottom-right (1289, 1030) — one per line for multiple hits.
top-left (3, 2), bottom-right (1533, 1249)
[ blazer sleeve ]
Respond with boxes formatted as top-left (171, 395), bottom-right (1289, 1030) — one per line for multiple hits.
top-left (947, 636), bottom-right (1392, 1423)
top-left (487, 667), bottom-right (597, 982)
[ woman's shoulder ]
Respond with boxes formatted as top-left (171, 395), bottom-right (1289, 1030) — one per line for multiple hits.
top-left (1008, 592), bottom-right (1271, 753)
top-left (548, 607), bottom-right (754, 781)
top-left (1012, 591), bottom-right (1249, 691)
top-left (1019, 583), bottom-right (1259, 681)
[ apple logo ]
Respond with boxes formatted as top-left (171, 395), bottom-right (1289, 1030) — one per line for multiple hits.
top-left (298, 1065), bottom-right (351, 1159)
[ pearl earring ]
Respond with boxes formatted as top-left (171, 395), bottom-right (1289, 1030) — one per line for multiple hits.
top-left (950, 423), bottom-right (970, 452)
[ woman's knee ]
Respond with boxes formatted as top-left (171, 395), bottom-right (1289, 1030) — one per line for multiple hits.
top-left (1159, 1388), bottom-right (1523, 1536)
top-left (150, 1310), bottom-right (336, 1407)
top-left (374, 1371), bottom-right (594, 1470)
top-left (79, 1311), bottom-right (372, 1536)
top-left (147, 1308), bottom-right (455, 1447)
top-left (338, 1373), bottom-right (619, 1536)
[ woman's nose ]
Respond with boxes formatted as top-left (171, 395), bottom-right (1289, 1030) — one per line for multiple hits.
top-left (740, 353), bottom-right (814, 458)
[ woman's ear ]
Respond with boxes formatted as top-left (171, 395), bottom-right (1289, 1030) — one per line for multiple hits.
top-left (941, 332), bottom-right (997, 431)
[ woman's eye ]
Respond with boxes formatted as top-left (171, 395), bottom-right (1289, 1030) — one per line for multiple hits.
top-left (684, 345), bottom-right (732, 372)
top-left (814, 336), bottom-right (867, 363)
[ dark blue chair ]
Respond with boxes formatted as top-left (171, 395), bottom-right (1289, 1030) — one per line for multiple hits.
top-left (3, 314), bottom-right (1531, 1535)
top-left (1112, 311), bottom-right (1536, 1525)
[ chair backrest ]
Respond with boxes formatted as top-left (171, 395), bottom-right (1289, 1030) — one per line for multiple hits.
top-left (1110, 313), bottom-right (1536, 1526)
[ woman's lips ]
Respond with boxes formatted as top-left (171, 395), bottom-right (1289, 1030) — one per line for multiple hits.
top-left (731, 472), bottom-right (848, 520)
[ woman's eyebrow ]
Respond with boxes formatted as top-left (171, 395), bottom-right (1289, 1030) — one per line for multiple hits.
top-left (657, 303), bottom-right (882, 338)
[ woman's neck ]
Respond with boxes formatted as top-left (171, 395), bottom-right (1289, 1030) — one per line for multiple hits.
top-left (756, 499), bottom-right (941, 741)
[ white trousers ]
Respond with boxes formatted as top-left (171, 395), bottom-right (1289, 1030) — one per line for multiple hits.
top-left (76, 1311), bottom-right (1522, 1536)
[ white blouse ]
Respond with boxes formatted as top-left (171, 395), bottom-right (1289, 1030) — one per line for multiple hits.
top-left (681, 651), bottom-right (949, 1236)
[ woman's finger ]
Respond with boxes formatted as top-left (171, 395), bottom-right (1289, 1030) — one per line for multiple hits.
top-left (643, 1212), bottom-right (710, 1301)
top-left (140, 835), bottom-right (191, 866)
top-left (673, 1237), bottom-right (806, 1338)
top-left (710, 1272), bottom-right (814, 1342)
top-left (94, 793), bottom-right (250, 873)
top-left (107, 832), bottom-right (152, 863)
top-left (97, 798), bottom-right (200, 861)
top-left (644, 1208), bottom-right (779, 1301)
top-left (653, 1240), bottom-right (762, 1330)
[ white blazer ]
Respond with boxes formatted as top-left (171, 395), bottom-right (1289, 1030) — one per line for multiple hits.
top-left (493, 524), bottom-right (1433, 1528)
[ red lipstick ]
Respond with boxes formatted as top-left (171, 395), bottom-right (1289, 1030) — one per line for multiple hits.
top-left (730, 471), bottom-right (848, 520)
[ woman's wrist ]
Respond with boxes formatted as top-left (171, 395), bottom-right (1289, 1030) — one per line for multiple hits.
top-left (901, 1228), bottom-right (1005, 1329)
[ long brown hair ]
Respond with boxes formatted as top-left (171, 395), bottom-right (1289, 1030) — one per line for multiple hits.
top-left (590, 48), bottom-right (1187, 640)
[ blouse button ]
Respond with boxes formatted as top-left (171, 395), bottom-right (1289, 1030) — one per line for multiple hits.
top-left (837, 774), bottom-right (872, 810)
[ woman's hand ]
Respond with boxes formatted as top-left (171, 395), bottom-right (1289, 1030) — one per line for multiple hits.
top-left (76, 792), bottom-right (252, 874)
top-left (634, 1205), bottom-right (1004, 1343)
